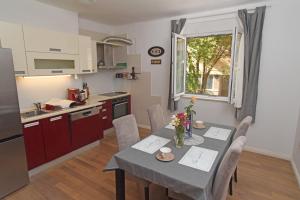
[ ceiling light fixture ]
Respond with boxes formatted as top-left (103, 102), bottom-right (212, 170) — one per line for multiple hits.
top-left (22, 75), bottom-right (72, 79)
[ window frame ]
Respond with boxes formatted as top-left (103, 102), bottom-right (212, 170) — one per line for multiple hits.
top-left (172, 33), bottom-right (187, 100)
top-left (183, 29), bottom-right (236, 102)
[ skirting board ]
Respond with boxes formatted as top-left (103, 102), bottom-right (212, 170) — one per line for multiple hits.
top-left (29, 141), bottom-right (100, 177)
top-left (291, 160), bottom-right (300, 188)
top-left (244, 145), bottom-right (291, 160)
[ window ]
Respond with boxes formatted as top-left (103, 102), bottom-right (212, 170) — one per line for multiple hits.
top-left (185, 34), bottom-right (233, 99)
top-left (171, 18), bottom-right (244, 105)
top-left (172, 33), bottom-right (187, 99)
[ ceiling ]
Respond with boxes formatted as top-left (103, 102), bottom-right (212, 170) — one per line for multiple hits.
top-left (37, 0), bottom-right (265, 25)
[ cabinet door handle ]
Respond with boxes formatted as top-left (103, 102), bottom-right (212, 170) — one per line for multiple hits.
top-left (15, 70), bottom-right (26, 75)
top-left (82, 69), bottom-right (91, 72)
top-left (24, 121), bottom-right (39, 128)
top-left (102, 116), bottom-right (108, 120)
top-left (51, 70), bottom-right (63, 74)
top-left (50, 116), bottom-right (62, 122)
top-left (82, 111), bottom-right (92, 116)
top-left (49, 48), bottom-right (62, 52)
top-left (102, 108), bottom-right (107, 112)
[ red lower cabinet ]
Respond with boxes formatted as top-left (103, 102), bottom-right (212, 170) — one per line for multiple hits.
top-left (41, 114), bottom-right (71, 162)
top-left (100, 100), bottom-right (113, 130)
top-left (23, 121), bottom-right (46, 170)
top-left (71, 113), bottom-right (103, 150)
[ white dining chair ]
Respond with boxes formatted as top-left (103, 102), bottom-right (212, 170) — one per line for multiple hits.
top-left (147, 104), bottom-right (167, 133)
top-left (234, 116), bottom-right (253, 140)
top-left (112, 114), bottom-right (151, 200)
top-left (168, 136), bottom-right (247, 200)
top-left (232, 116), bottom-right (252, 185)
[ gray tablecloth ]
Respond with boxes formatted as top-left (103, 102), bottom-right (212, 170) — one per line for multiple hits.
top-left (105, 123), bottom-right (235, 200)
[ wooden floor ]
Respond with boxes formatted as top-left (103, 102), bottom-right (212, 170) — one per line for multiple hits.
top-left (5, 128), bottom-right (300, 200)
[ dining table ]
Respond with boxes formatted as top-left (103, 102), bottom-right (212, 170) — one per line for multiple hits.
top-left (104, 122), bottom-right (236, 200)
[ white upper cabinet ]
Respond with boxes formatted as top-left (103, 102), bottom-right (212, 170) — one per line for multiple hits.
top-left (23, 26), bottom-right (78, 55)
top-left (0, 21), bottom-right (28, 76)
top-left (78, 35), bottom-right (96, 74)
top-left (26, 52), bottom-right (79, 76)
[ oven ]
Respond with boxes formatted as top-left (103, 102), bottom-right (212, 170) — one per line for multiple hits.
top-left (112, 96), bottom-right (129, 119)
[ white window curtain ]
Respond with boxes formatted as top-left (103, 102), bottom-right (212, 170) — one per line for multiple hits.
top-left (230, 31), bottom-right (244, 108)
top-left (229, 18), bottom-right (244, 108)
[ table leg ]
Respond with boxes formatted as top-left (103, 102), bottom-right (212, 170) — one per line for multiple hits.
top-left (115, 169), bottom-right (125, 200)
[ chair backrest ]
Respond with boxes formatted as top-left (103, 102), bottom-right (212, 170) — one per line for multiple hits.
top-left (212, 136), bottom-right (247, 200)
top-left (234, 116), bottom-right (253, 140)
top-left (112, 114), bottom-right (140, 151)
top-left (147, 104), bottom-right (166, 132)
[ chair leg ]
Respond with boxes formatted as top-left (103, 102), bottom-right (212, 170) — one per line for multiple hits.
top-left (229, 177), bottom-right (233, 196)
top-left (144, 186), bottom-right (150, 200)
top-left (234, 167), bottom-right (238, 183)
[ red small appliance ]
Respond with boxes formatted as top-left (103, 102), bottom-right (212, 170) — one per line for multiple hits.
top-left (67, 88), bottom-right (79, 101)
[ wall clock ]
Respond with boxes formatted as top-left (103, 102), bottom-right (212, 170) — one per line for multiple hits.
top-left (148, 46), bottom-right (165, 57)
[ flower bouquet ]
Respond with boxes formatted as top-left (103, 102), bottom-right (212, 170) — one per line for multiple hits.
top-left (171, 112), bottom-right (187, 148)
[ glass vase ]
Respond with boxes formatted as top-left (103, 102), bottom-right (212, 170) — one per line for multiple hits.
top-left (175, 126), bottom-right (185, 148)
top-left (185, 113), bottom-right (193, 139)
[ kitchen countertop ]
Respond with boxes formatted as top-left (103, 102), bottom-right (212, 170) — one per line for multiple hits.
top-left (21, 93), bottom-right (130, 124)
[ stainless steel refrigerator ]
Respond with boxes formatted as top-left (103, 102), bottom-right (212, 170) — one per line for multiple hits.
top-left (0, 48), bottom-right (29, 198)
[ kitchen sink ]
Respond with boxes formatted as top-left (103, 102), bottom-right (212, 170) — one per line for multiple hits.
top-left (21, 110), bottom-right (49, 118)
top-left (99, 92), bottom-right (127, 97)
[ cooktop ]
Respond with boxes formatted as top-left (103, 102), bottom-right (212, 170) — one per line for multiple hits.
top-left (100, 92), bottom-right (127, 97)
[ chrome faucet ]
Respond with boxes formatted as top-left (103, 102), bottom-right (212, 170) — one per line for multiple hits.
top-left (33, 102), bottom-right (42, 111)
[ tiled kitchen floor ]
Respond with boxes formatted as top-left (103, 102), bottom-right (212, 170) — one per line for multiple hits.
top-left (5, 128), bottom-right (300, 200)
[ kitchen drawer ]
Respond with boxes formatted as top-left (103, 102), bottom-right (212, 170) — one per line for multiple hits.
top-left (100, 100), bottom-right (113, 130)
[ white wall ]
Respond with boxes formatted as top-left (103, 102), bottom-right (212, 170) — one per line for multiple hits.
top-left (16, 76), bottom-right (82, 110)
top-left (115, 0), bottom-right (300, 159)
top-left (115, 19), bottom-right (171, 110)
top-left (0, 0), bottom-right (78, 33)
top-left (79, 18), bottom-right (115, 35)
top-left (293, 108), bottom-right (300, 184)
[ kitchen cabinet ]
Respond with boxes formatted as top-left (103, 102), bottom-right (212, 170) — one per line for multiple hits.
top-left (78, 35), bottom-right (96, 74)
top-left (23, 121), bottom-right (46, 170)
top-left (100, 100), bottom-right (113, 130)
top-left (70, 107), bottom-right (103, 150)
top-left (23, 26), bottom-right (78, 55)
top-left (26, 52), bottom-right (79, 76)
top-left (41, 114), bottom-right (71, 162)
top-left (128, 95), bottom-right (131, 114)
top-left (0, 21), bottom-right (28, 76)
top-left (94, 41), bottom-right (127, 69)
